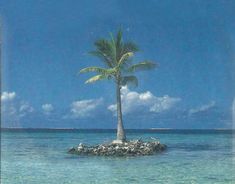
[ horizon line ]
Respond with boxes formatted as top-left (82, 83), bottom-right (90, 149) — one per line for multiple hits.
top-left (1, 127), bottom-right (234, 131)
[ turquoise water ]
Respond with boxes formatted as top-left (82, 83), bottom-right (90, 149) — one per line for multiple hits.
top-left (1, 130), bottom-right (235, 184)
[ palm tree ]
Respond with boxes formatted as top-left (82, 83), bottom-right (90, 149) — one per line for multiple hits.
top-left (80, 30), bottom-right (156, 142)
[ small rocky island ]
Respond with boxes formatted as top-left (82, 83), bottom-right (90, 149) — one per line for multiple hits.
top-left (68, 139), bottom-right (167, 156)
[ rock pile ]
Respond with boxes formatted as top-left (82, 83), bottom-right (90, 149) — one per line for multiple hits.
top-left (68, 139), bottom-right (167, 156)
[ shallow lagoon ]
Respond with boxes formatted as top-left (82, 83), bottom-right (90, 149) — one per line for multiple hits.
top-left (1, 129), bottom-right (235, 184)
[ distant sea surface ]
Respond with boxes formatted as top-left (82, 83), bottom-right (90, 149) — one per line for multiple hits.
top-left (1, 129), bottom-right (235, 184)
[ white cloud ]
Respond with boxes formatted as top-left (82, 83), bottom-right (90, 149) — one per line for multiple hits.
top-left (1, 92), bottom-right (16, 102)
top-left (108, 86), bottom-right (181, 115)
top-left (19, 102), bottom-right (34, 117)
top-left (69, 98), bottom-right (103, 118)
top-left (1, 91), bottom-right (34, 121)
top-left (42, 104), bottom-right (54, 115)
top-left (150, 95), bottom-right (182, 113)
top-left (189, 101), bottom-right (216, 115)
top-left (20, 102), bottom-right (34, 112)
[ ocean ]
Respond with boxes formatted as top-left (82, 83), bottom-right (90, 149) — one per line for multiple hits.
top-left (1, 129), bottom-right (235, 184)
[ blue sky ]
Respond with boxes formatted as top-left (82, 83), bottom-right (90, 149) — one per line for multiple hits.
top-left (1, 0), bottom-right (235, 128)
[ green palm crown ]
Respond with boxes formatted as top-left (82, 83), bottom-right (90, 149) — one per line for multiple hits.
top-left (79, 29), bottom-right (157, 86)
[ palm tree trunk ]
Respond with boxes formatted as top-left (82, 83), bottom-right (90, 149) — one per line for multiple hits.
top-left (116, 78), bottom-right (126, 141)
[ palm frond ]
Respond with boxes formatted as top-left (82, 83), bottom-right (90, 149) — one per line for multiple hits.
top-left (85, 74), bottom-right (108, 84)
top-left (121, 76), bottom-right (138, 87)
top-left (93, 39), bottom-right (116, 63)
top-left (123, 41), bottom-right (139, 54)
top-left (94, 39), bottom-right (111, 54)
top-left (116, 29), bottom-right (123, 48)
top-left (115, 29), bottom-right (123, 60)
top-left (89, 50), bottom-right (114, 67)
top-left (128, 61), bottom-right (157, 72)
top-left (80, 66), bottom-right (117, 76)
top-left (80, 66), bottom-right (106, 73)
top-left (118, 52), bottom-right (133, 67)
top-left (109, 33), bottom-right (117, 63)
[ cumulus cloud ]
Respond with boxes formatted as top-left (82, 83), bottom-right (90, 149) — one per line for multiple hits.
top-left (1, 92), bottom-right (16, 102)
top-left (42, 104), bottom-right (54, 115)
top-left (189, 101), bottom-right (216, 115)
top-left (68, 98), bottom-right (103, 118)
top-left (108, 86), bottom-right (181, 115)
top-left (1, 91), bottom-right (34, 123)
